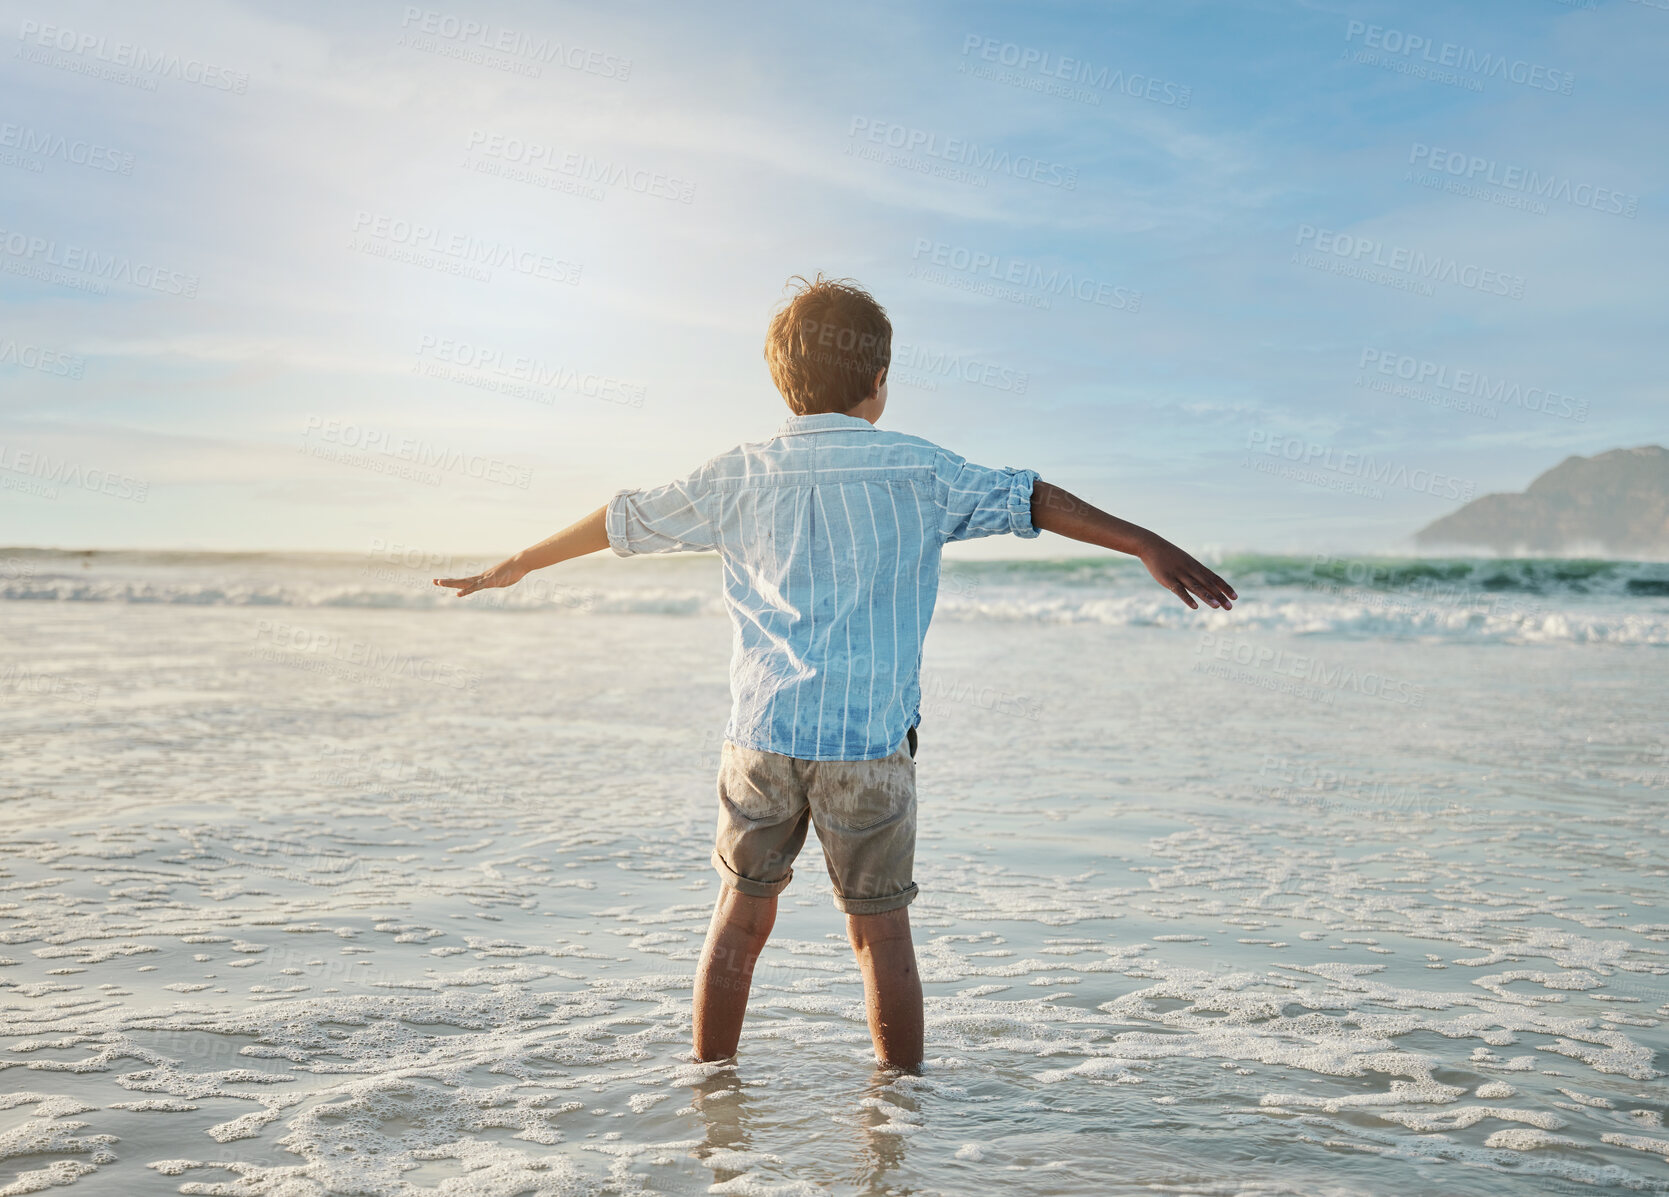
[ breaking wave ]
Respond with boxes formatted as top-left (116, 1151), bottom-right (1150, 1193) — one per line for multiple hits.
top-left (3, 548), bottom-right (1666, 644)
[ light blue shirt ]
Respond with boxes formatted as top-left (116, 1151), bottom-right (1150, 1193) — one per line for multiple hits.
top-left (606, 413), bottom-right (1040, 760)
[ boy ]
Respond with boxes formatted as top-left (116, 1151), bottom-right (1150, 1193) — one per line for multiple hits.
top-left (435, 274), bottom-right (1235, 1072)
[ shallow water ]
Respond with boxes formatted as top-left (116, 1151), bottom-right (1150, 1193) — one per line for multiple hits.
top-left (2, 553), bottom-right (1667, 1195)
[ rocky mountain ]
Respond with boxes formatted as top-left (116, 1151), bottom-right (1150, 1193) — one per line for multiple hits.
top-left (1415, 445), bottom-right (1669, 557)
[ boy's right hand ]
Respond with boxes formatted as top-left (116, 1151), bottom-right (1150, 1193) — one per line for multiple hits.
top-left (434, 559), bottom-right (526, 598)
top-left (1139, 538), bottom-right (1236, 611)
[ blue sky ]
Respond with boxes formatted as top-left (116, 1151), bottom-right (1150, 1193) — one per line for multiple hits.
top-left (2, 0), bottom-right (1664, 556)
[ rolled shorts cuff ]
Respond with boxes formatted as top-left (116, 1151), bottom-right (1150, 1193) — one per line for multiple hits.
top-left (832, 882), bottom-right (918, 915)
top-left (711, 847), bottom-right (793, 898)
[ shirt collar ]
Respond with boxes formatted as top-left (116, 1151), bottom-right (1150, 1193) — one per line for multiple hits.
top-left (774, 412), bottom-right (876, 437)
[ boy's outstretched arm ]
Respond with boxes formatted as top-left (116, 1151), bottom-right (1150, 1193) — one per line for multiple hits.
top-left (433, 505), bottom-right (609, 598)
top-left (1030, 480), bottom-right (1236, 611)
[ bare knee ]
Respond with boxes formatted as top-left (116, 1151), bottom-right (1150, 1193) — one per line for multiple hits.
top-left (715, 888), bottom-right (777, 942)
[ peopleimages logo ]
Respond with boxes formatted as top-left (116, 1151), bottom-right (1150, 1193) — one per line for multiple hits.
top-left (1294, 224), bottom-right (1525, 299)
top-left (1343, 21), bottom-right (1574, 94)
top-left (1196, 633), bottom-right (1427, 707)
top-left (300, 416), bottom-right (533, 489)
top-left (910, 239), bottom-right (1140, 311)
top-left (848, 118), bottom-right (1078, 189)
top-left (1245, 430), bottom-right (1477, 502)
top-left (465, 131), bottom-right (695, 204)
top-left (891, 342), bottom-right (1029, 395)
top-left (414, 335), bottom-right (646, 408)
top-left (0, 228), bottom-right (199, 297)
top-left (251, 619), bottom-right (480, 693)
top-left (15, 19), bottom-right (250, 93)
top-left (1255, 757), bottom-right (1452, 821)
top-left (0, 663), bottom-right (98, 706)
top-left (0, 444), bottom-right (148, 502)
top-left (0, 123), bottom-right (135, 174)
top-left (0, 339), bottom-right (85, 379)
top-left (397, 7), bottom-right (631, 80)
top-left (957, 34), bottom-right (1191, 108)
top-left (1357, 348), bottom-right (1588, 422)
top-left (1305, 552), bottom-right (1547, 621)
top-left (349, 212), bottom-right (582, 286)
top-left (1408, 144), bottom-right (1637, 218)
top-left (920, 672), bottom-right (1042, 720)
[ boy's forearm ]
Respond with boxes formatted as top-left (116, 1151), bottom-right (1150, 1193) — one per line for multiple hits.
top-left (1029, 479), bottom-right (1237, 610)
top-left (1030, 480), bottom-right (1159, 557)
top-left (507, 505), bottom-right (610, 575)
top-left (436, 505), bottom-right (610, 597)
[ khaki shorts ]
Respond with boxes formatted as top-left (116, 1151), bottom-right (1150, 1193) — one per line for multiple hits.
top-left (711, 726), bottom-right (918, 914)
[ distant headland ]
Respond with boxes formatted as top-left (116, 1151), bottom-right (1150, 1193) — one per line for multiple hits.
top-left (1416, 445), bottom-right (1669, 558)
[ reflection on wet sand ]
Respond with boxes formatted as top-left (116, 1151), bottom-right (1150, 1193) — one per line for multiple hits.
top-left (688, 1063), bottom-right (755, 1186)
top-left (854, 1065), bottom-right (917, 1188)
top-left (685, 1062), bottom-right (921, 1193)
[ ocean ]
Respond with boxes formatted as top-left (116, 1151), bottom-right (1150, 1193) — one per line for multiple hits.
top-left (3, 547), bottom-right (1666, 1196)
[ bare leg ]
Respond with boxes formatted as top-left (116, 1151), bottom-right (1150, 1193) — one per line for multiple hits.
top-left (846, 906), bottom-right (923, 1072)
top-left (692, 888), bottom-right (777, 1061)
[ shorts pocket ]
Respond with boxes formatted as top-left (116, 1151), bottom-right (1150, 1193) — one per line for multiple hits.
top-left (811, 754), bottom-right (914, 833)
top-left (719, 742), bottom-right (797, 822)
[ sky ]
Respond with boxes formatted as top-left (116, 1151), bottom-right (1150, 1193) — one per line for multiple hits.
top-left (1, 0), bottom-right (1664, 558)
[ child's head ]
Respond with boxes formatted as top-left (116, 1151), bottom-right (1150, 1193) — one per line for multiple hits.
top-left (765, 273), bottom-right (891, 415)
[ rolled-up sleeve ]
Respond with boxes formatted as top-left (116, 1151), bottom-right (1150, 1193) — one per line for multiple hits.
top-left (936, 453), bottom-right (1040, 543)
top-left (605, 466), bottom-right (718, 556)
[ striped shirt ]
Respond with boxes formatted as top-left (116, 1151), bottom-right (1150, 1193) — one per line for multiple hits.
top-left (606, 412), bottom-right (1040, 760)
